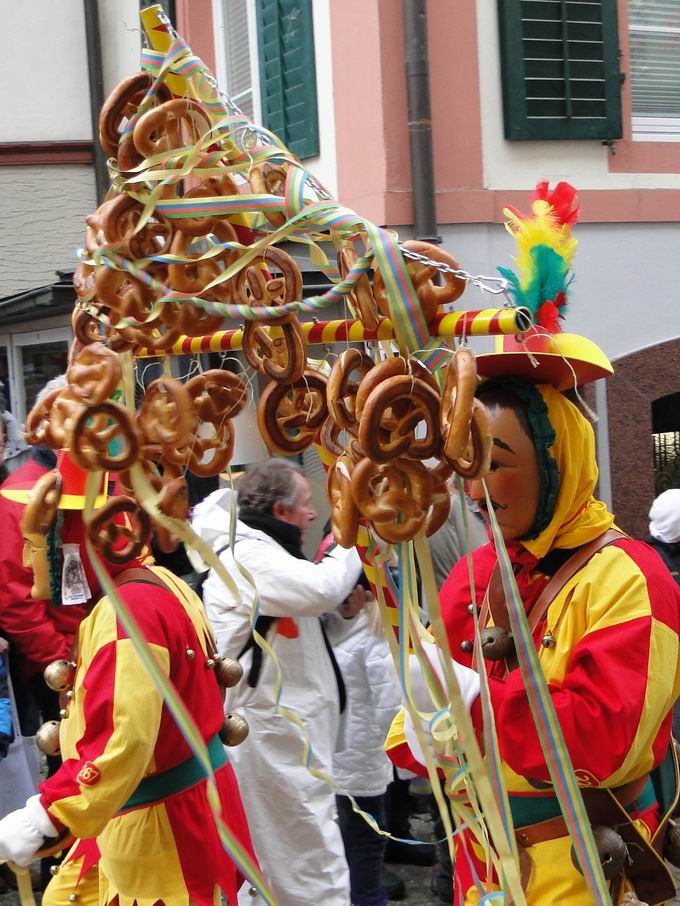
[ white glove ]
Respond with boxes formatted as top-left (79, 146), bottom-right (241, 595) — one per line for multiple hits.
top-left (0, 795), bottom-right (58, 867)
top-left (408, 639), bottom-right (480, 713)
top-left (403, 640), bottom-right (480, 765)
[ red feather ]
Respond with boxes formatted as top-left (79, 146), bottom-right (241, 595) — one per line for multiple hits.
top-left (530, 181), bottom-right (580, 228)
top-left (536, 300), bottom-right (562, 333)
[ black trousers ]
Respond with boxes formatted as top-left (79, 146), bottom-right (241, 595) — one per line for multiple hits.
top-left (336, 793), bottom-right (389, 906)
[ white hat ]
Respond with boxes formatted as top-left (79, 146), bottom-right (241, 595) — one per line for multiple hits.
top-left (649, 489), bottom-right (680, 544)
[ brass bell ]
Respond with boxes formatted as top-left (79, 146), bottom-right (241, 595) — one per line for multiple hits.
top-left (36, 720), bottom-right (61, 757)
top-left (541, 632), bottom-right (555, 649)
top-left (59, 708), bottom-right (69, 720)
top-left (68, 895), bottom-right (78, 904)
top-left (215, 657), bottom-right (244, 689)
top-left (49, 865), bottom-right (60, 877)
top-left (44, 659), bottom-right (75, 693)
top-left (480, 627), bottom-right (514, 661)
top-left (185, 648), bottom-right (195, 660)
top-left (570, 825), bottom-right (628, 881)
top-left (219, 713), bottom-right (249, 747)
top-left (460, 640), bottom-right (473, 654)
top-left (205, 658), bottom-right (216, 669)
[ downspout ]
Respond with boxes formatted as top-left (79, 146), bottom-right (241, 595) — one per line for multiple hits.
top-left (83, 0), bottom-right (109, 203)
top-left (402, 0), bottom-right (439, 242)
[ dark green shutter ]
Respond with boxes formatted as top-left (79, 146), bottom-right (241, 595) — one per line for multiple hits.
top-left (256, 0), bottom-right (320, 159)
top-left (498, 0), bottom-right (623, 140)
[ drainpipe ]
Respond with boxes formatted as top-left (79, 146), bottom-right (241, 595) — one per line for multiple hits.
top-left (83, 0), bottom-right (109, 203)
top-left (402, 0), bottom-right (439, 242)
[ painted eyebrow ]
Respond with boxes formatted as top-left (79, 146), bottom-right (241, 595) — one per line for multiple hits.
top-left (493, 437), bottom-right (515, 453)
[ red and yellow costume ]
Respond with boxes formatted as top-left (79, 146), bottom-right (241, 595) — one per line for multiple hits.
top-left (39, 564), bottom-right (255, 906)
top-left (388, 384), bottom-right (680, 903)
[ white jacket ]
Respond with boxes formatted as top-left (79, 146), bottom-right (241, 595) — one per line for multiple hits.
top-left (326, 609), bottom-right (401, 798)
top-left (193, 489), bottom-right (362, 906)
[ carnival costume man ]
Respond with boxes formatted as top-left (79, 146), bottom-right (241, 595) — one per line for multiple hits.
top-left (389, 374), bottom-right (680, 904)
top-left (0, 467), bottom-right (257, 906)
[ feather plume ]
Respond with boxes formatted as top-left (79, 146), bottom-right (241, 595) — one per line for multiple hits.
top-left (497, 183), bottom-right (580, 332)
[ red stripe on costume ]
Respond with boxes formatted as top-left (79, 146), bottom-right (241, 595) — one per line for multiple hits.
top-left (615, 538), bottom-right (680, 633)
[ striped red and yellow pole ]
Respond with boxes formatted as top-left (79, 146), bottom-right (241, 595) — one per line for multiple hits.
top-left (136, 307), bottom-right (531, 357)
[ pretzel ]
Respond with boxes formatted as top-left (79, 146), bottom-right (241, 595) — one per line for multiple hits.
top-left (100, 194), bottom-right (174, 260)
top-left (186, 369), bottom-right (249, 422)
top-left (338, 247), bottom-right (380, 331)
top-left (73, 264), bottom-right (96, 302)
top-left (133, 98), bottom-right (212, 160)
top-left (441, 346), bottom-right (478, 462)
top-left (167, 223), bottom-right (237, 306)
top-left (23, 471), bottom-right (63, 536)
top-left (87, 497), bottom-right (151, 565)
top-left (242, 314), bottom-right (306, 384)
top-left (66, 342), bottom-right (122, 405)
top-left (450, 399), bottom-right (492, 480)
top-left (425, 477), bottom-right (451, 537)
top-left (373, 240), bottom-right (466, 323)
top-left (176, 170), bottom-right (240, 236)
top-left (248, 161), bottom-right (288, 227)
top-left (137, 378), bottom-right (198, 452)
top-left (152, 474), bottom-right (190, 554)
top-left (327, 349), bottom-right (373, 433)
top-left (235, 247), bottom-right (303, 308)
top-left (354, 356), bottom-right (437, 421)
top-left (257, 371), bottom-right (328, 455)
top-left (72, 308), bottom-right (101, 346)
top-left (327, 453), bottom-right (361, 548)
top-left (69, 402), bottom-right (142, 472)
top-left (48, 390), bottom-right (86, 449)
top-left (350, 458), bottom-right (433, 544)
top-left (359, 374), bottom-right (441, 463)
top-left (95, 267), bottom-right (158, 324)
top-left (99, 72), bottom-right (171, 165)
top-left (24, 388), bottom-right (65, 447)
top-left (187, 421), bottom-right (235, 477)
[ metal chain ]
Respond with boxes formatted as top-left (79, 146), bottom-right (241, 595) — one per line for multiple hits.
top-left (399, 247), bottom-right (510, 297)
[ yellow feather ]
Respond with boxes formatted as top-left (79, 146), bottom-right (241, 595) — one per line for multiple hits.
top-left (503, 201), bottom-right (577, 292)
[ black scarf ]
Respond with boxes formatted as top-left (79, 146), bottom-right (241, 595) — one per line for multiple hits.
top-left (237, 510), bottom-right (346, 712)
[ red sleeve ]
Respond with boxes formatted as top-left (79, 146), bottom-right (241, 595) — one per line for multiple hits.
top-left (0, 498), bottom-right (73, 671)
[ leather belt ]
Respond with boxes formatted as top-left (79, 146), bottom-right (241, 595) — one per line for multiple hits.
top-left (514, 775), bottom-right (650, 848)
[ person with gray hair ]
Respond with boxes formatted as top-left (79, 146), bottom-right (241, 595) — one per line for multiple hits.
top-left (195, 458), bottom-right (366, 906)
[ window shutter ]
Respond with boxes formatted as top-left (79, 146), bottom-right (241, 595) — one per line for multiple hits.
top-left (497, 0), bottom-right (623, 140)
top-left (256, 0), bottom-right (320, 159)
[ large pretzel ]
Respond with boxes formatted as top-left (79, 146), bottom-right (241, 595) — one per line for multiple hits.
top-left (187, 421), bottom-right (235, 478)
top-left (95, 267), bottom-right (159, 325)
top-left (327, 349), bottom-right (373, 433)
top-left (359, 374), bottom-right (441, 463)
top-left (441, 347), bottom-right (478, 462)
top-left (133, 98), bottom-right (212, 160)
top-left (24, 388), bottom-right (66, 447)
top-left (248, 161), bottom-right (288, 227)
top-left (137, 378), bottom-right (198, 453)
top-left (338, 247), bottom-right (380, 331)
top-left (87, 497), bottom-right (151, 565)
top-left (69, 402), bottom-right (142, 472)
top-left (100, 194), bottom-right (174, 260)
top-left (98, 72), bottom-right (171, 164)
top-left (327, 453), bottom-right (361, 548)
top-left (257, 371), bottom-right (328, 455)
top-left (186, 369), bottom-right (249, 423)
top-left (242, 314), bottom-right (306, 384)
top-left (449, 399), bottom-right (493, 480)
top-left (373, 240), bottom-right (466, 323)
top-left (48, 391), bottom-right (86, 450)
top-left (66, 342), bottom-right (122, 405)
top-left (235, 247), bottom-right (303, 309)
top-left (351, 458), bottom-right (433, 544)
top-left (354, 356), bottom-right (437, 421)
top-left (176, 170), bottom-right (240, 236)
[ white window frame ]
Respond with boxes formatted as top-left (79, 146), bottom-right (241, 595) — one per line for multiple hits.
top-left (630, 18), bottom-right (680, 141)
top-left (11, 326), bottom-right (72, 423)
top-left (212, 0), bottom-right (262, 124)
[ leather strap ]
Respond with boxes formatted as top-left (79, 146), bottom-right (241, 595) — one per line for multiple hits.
top-left (477, 528), bottom-right (627, 673)
top-left (114, 566), bottom-right (170, 592)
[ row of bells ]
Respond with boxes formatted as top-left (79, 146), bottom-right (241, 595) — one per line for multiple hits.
top-left (37, 654), bottom-right (250, 757)
top-left (460, 625), bottom-right (556, 660)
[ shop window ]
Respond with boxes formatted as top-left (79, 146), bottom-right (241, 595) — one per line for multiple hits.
top-left (652, 390), bottom-right (680, 493)
top-left (497, 0), bottom-right (623, 140)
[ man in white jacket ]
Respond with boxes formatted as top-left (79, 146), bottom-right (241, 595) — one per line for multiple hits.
top-left (194, 459), bottom-right (365, 906)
